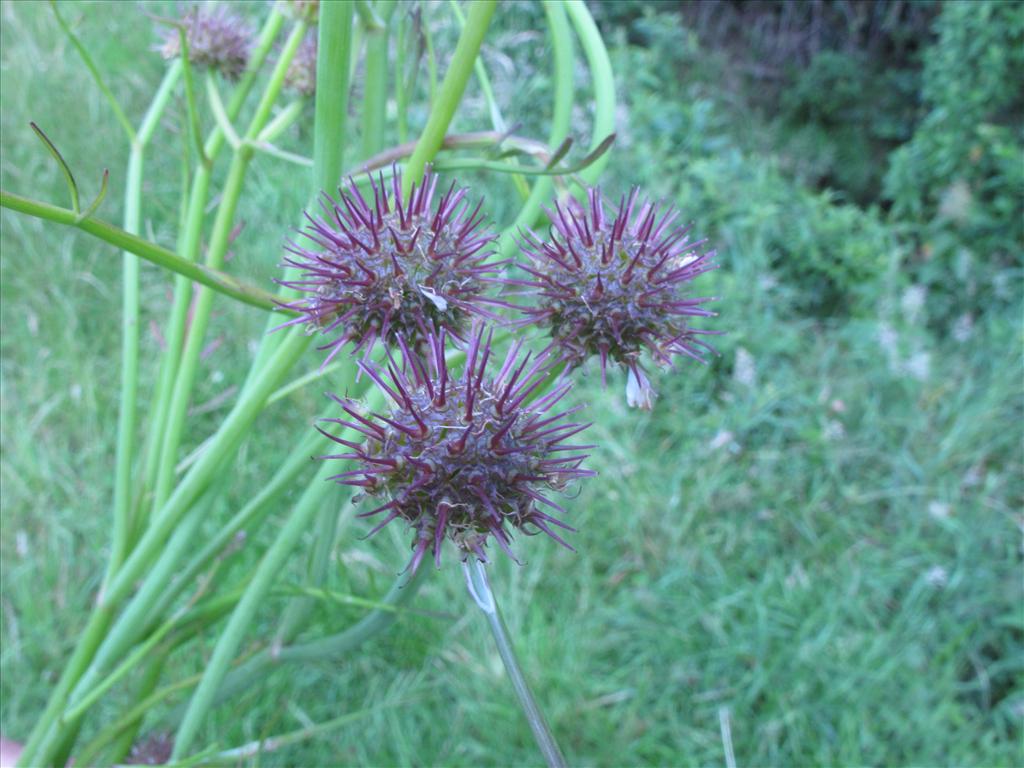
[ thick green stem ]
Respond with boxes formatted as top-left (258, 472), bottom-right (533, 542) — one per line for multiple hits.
top-left (403, 0), bottom-right (496, 193)
top-left (565, 0), bottom-right (615, 184)
top-left (105, 330), bottom-right (310, 609)
top-left (140, 9), bottom-right (288, 510)
top-left (361, 1), bottom-right (394, 159)
top-left (169, 457), bottom-right (339, 757)
top-left (107, 62), bottom-right (181, 583)
top-left (394, 8), bottom-right (410, 143)
top-left (313, 4), bottom-right (353, 194)
top-left (151, 20), bottom-right (309, 514)
top-left (464, 560), bottom-right (567, 768)
top-left (246, 1), bottom-right (353, 383)
top-left (495, 0), bottom-right (575, 259)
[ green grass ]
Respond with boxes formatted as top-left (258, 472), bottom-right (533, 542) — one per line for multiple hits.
top-left (2, 1), bottom-right (1022, 766)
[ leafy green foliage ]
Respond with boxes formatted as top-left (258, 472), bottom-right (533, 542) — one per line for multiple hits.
top-left (884, 0), bottom-right (1024, 322)
top-left (780, 50), bottom-right (920, 201)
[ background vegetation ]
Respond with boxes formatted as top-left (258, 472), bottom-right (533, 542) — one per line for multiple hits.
top-left (1, 0), bottom-right (1021, 765)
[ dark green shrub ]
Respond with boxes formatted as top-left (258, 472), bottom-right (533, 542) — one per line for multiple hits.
top-left (780, 50), bottom-right (919, 201)
top-left (884, 0), bottom-right (1024, 321)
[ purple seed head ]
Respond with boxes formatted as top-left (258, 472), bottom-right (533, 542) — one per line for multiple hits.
top-left (285, 32), bottom-right (316, 96)
top-left (321, 324), bottom-right (595, 573)
top-left (160, 6), bottom-right (252, 82)
top-left (516, 188), bottom-right (720, 409)
top-left (277, 169), bottom-right (504, 365)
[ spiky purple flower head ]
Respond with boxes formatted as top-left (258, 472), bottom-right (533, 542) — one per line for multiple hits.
top-left (516, 188), bottom-right (720, 409)
top-left (320, 324), bottom-right (595, 573)
top-left (160, 6), bottom-right (252, 81)
top-left (277, 169), bottom-right (505, 365)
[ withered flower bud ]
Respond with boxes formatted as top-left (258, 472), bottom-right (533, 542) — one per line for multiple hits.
top-left (160, 6), bottom-right (252, 82)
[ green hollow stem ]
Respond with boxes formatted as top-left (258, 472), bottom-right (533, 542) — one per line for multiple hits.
top-left (185, 563), bottom-right (431, 715)
top-left (106, 330), bottom-right (310, 609)
top-left (0, 191), bottom-right (281, 311)
top-left (170, 6), bottom-right (353, 756)
top-left (312, 3), bottom-right (353, 195)
top-left (151, 19), bottom-right (309, 515)
top-left (276, 0), bottom-right (382, 650)
top-left (107, 61), bottom-right (181, 585)
top-left (170, 452), bottom-right (344, 757)
top-left (403, 0), bottom-right (496, 194)
top-left (565, 0), bottom-right (616, 184)
top-left (140, 8), bottom-right (287, 520)
top-left (394, 8), bottom-right (410, 143)
top-left (360, 1), bottom-right (394, 160)
top-left (464, 559), bottom-right (567, 768)
top-left (495, 0), bottom-right (575, 260)
top-left (245, 0), bottom-right (353, 385)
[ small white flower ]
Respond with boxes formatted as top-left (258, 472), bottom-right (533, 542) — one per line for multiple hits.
top-left (953, 313), bottom-right (974, 343)
top-left (733, 347), bottom-right (757, 390)
top-left (903, 351), bottom-right (931, 382)
top-left (924, 565), bottom-right (949, 588)
top-left (901, 285), bottom-right (927, 324)
top-left (823, 419), bottom-right (846, 441)
top-left (625, 367), bottom-right (657, 410)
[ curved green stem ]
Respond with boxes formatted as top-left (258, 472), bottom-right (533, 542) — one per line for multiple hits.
top-left (403, 0), bottom-right (496, 193)
top-left (0, 191), bottom-right (282, 311)
top-left (464, 559), bottom-right (567, 768)
top-left (107, 62), bottom-right (182, 585)
top-left (169, 453), bottom-right (344, 757)
top-left (141, 7), bottom-right (287, 511)
top-left (194, 563), bottom-right (431, 712)
top-left (151, 19), bottom-right (309, 515)
top-left (565, 0), bottom-right (615, 184)
top-left (49, 0), bottom-right (135, 142)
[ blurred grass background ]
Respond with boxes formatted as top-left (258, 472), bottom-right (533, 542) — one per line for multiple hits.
top-left (1, 1), bottom-right (1022, 765)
